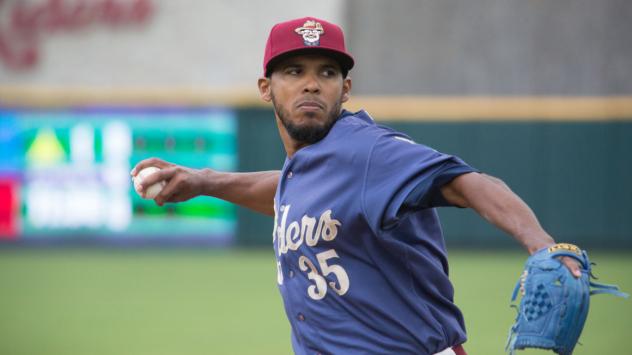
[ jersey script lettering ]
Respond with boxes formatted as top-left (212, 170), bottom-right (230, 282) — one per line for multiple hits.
top-left (273, 204), bottom-right (342, 256)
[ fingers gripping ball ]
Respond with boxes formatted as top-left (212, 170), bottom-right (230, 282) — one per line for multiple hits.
top-left (133, 167), bottom-right (166, 199)
top-left (506, 243), bottom-right (628, 355)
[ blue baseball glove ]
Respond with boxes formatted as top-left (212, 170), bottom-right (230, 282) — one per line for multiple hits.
top-left (506, 243), bottom-right (628, 355)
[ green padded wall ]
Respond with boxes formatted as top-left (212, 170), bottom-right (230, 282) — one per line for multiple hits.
top-left (237, 108), bottom-right (632, 248)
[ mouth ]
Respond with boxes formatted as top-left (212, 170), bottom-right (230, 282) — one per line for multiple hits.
top-left (296, 99), bottom-right (325, 112)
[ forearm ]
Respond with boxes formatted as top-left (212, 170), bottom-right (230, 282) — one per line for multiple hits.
top-left (202, 170), bottom-right (279, 216)
top-left (443, 173), bottom-right (555, 254)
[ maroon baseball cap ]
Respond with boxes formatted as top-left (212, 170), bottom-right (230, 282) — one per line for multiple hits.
top-left (263, 17), bottom-right (354, 77)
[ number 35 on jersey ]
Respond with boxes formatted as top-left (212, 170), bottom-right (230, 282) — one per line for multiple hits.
top-left (274, 204), bottom-right (350, 300)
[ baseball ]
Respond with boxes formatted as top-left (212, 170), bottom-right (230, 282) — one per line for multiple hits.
top-left (133, 166), bottom-right (166, 199)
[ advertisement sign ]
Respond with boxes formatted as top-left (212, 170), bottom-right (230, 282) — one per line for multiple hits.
top-left (0, 107), bottom-right (237, 244)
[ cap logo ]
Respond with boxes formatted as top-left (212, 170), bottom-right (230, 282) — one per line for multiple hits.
top-left (295, 20), bottom-right (324, 46)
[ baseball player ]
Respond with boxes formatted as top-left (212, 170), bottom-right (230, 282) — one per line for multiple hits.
top-left (132, 17), bottom-right (581, 355)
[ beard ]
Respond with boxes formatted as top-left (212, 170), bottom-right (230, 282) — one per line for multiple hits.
top-left (271, 93), bottom-right (342, 145)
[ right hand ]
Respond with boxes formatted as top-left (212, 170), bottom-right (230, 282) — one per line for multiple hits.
top-left (131, 158), bottom-right (212, 206)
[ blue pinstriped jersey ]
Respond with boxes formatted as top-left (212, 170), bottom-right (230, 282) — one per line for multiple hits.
top-left (273, 110), bottom-right (476, 355)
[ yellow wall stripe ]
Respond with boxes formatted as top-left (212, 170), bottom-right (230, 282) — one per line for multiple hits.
top-left (346, 96), bottom-right (632, 121)
top-left (1, 86), bottom-right (632, 121)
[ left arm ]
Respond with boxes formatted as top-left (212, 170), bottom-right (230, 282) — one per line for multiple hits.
top-left (440, 172), bottom-right (581, 275)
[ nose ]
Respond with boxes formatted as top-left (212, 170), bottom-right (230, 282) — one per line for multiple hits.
top-left (302, 72), bottom-right (320, 94)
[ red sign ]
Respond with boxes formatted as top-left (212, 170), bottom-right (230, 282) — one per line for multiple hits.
top-left (0, 178), bottom-right (19, 239)
top-left (0, 0), bottom-right (154, 71)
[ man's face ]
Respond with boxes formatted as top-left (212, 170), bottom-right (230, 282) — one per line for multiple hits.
top-left (259, 54), bottom-right (351, 145)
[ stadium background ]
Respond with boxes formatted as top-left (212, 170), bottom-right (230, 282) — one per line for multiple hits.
top-left (1, 0), bottom-right (630, 354)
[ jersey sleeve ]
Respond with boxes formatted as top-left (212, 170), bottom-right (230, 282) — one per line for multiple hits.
top-left (362, 132), bottom-right (478, 232)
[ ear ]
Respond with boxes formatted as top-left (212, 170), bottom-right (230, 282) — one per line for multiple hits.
top-left (258, 77), bottom-right (272, 102)
top-left (341, 77), bottom-right (352, 103)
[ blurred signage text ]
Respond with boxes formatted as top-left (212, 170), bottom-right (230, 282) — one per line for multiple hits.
top-left (0, 0), bottom-right (154, 71)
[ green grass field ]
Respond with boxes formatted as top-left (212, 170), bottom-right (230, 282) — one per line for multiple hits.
top-left (0, 248), bottom-right (630, 355)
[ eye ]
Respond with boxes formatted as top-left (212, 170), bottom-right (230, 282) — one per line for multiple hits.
top-left (322, 68), bottom-right (339, 77)
top-left (284, 67), bottom-right (301, 75)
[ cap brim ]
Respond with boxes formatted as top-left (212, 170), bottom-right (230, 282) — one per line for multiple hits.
top-left (265, 47), bottom-right (354, 77)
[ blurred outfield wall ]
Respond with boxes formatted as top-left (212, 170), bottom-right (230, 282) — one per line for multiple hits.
top-left (2, 102), bottom-right (630, 247)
